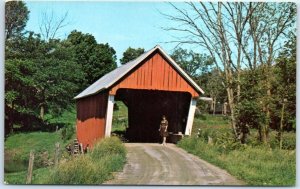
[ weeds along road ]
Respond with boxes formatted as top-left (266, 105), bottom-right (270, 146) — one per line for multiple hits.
top-left (104, 143), bottom-right (244, 185)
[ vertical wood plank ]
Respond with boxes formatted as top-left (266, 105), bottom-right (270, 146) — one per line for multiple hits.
top-left (54, 142), bottom-right (60, 166)
top-left (174, 67), bottom-right (177, 90)
top-left (169, 64), bottom-right (173, 90)
top-left (153, 55), bottom-right (158, 89)
top-left (26, 150), bottom-right (34, 184)
top-left (145, 60), bottom-right (151, 89)
top-left (157, 55), bottom-right (161, 89)
top-left (149, 57), bottom-right (153, 86)
top-left (162, 56), bottom-right (166, 88)
top-left (141, 62), bottom-right (145, 87)
top-left (171, 68), bottom-right (175, 90)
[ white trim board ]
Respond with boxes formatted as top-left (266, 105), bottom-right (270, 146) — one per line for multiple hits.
top-left (185, 98), bottom-right (197, 135)
top-left (105, 95), bottom-right (115, 137)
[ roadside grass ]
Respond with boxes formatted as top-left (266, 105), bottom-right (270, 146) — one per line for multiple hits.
top-left (5, 136), bottom-right (127, 184)
top-left (4, 130), bottom-right (69, 184)
top-left (48, 137), bottom-right (126, 184)
top-left (4, 167), bottom-right (51, 184)
top-left (178, 114), bottom-right (296, 186)
top-left (5, 131), bottom-right (65, 172)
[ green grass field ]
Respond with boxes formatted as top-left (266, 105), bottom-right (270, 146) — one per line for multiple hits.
top-left (4, 107), bottom-right (127, 185)
top-left (4, 131), bottom-right (63, 184)
top-left (178, 114), bottom-right (296, 186)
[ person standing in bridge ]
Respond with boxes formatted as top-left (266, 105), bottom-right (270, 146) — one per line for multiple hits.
top-left (159, 115), bottom-right (169, 146)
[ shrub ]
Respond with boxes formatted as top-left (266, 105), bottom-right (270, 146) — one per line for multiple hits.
top-left (269, 131), bottom-right (296, 150)
top-left (61, 124), bottom-right (75, 142)
top-left (281, 132), bottom-right (296, 150)
top-left (90, 136), bottom-right (126, 159)
top-left (48, 137), bottom-right (126, 184)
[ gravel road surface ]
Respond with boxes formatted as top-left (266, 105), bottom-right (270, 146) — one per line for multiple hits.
top-left (104, 143), bottom-right (244, 185)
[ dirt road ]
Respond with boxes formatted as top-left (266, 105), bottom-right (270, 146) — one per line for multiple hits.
top-left (105, 143), bottom-right (244, 185)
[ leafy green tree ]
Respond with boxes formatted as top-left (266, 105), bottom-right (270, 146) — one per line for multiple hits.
top-left (33, 40), bottom-right (85, 119)
top-left (5, 0), bottom-right (29, 39)
top-left (171, 48), bottom-right (213, 79)
top-left (5, 34), bottom-right (84, 134)
top-left (235, 68), bottom-right (266, 143)
top-left (120, 47), bottom-right (145, 64)
top-left (235, 31), bottom-right (296, 144)
top-left (67, 30), bottom-right (117, 86)
top-left (5, 59), bottom-right (40, 134)
top-left (272, 32), bottom-right (296, 148)
top-left (5, 32), bottom-right (46, 60)
top-left (204, 69), bottom-right (226, 114)
top-left (171, 48), bottom-right (226, 114)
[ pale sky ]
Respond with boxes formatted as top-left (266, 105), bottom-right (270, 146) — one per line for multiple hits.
top-left (24, 1), bottom-right (189, 64)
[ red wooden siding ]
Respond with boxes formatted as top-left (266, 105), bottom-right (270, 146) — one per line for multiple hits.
top-left (76, 92), bottom-right (108, 149)
top-left (109, 52), bottom-right (200, 98)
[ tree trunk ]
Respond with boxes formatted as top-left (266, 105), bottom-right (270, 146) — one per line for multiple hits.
top-left (210, 97), bottom-right (214, 112)
top-left (223, 102), bottom-right (227, 115)
top-left (40, 105), bottom-right (44, 120)
top-left (237, 71), bottom-right (241, 103)
top-left (213, 97), bottom-right (216, 115)
top-left (227, 87), bottom-right (238, 138)
top-left (262, 65), bottom-right (272, 144)
top-left (279, 99), bottom-right (286, 149)
top-left (258, 124), bottom-right (262, 142)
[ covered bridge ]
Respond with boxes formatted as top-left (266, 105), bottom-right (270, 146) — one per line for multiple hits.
top-left (75, 45), bottom-right (204, 149)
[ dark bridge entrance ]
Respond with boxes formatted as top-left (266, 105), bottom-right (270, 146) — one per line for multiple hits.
top-left (115, 89), bottom-right (191, 142)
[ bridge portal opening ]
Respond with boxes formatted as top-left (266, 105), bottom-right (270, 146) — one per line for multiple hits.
top-left (113, 88), bottom-right (191, 143)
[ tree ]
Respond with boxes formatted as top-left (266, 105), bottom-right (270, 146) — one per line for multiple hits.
top-left (5, 32), bottom-right (46, 60)
top-left (235, 68), bottom-right (266, 143)
top-left (273, 32), bottom-right (296, 148)
top-left (204, 69), bottom-right (226, 115)
top-left (67, 30), bottom-right (117, 86)
top-left (5, 59), bottom-right (39, 133)
top-left (33, 40), bottom-right (85, 119)
top-left (120, 47), bottom-right (145, 64)
top-left (163, 2), bottom-right (296, 141)
top-left (39, 10), bottom-right (69, 41)
top-left (243, 3), bottom-right (296, 143)
top-left (171, 48), bottom-right (213, 79)
top-left (5, 0), bottom-right (29, 39)
top-left (163, 2), bottom-right (257, 138)
top-left (5, 33), bottom-right (84, 134)
top-left (171, 48), bottom-right (226, 114)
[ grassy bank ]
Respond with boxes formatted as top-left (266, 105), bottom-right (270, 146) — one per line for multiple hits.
top-left (5, 136), bottom-right (126, 184)
top-left (4, 167), bottom-right (52, 184)
top-left (178, 114), bottom-right (296, 186)
top-left (4, 130), bottom-right (70, 184)
top-left (48, 137), bottom-right (126, 184)
top-left (4, 131), bottom-right (67, 173)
